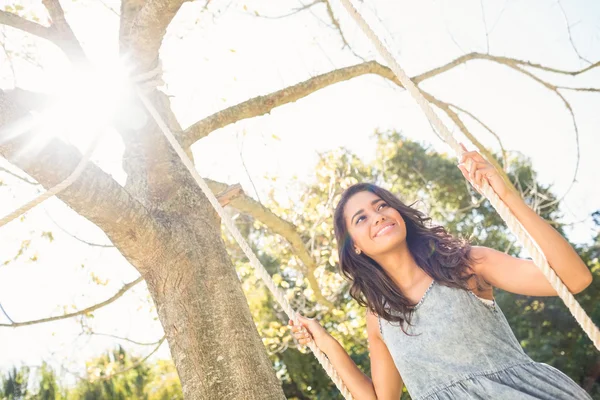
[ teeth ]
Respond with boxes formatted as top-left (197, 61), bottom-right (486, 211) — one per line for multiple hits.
top-left (376, 224), bottom-right (394, 237)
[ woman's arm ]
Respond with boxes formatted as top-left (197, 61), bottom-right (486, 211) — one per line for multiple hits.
top-left (319, 334), bottom-right (378, 399)
top-left (290, 312), bottom-right (403, 400)
top-left (366, 310), bottom-right (404, 399)
top-left (495, 191), bottom-right (591, 293)
top-left (459, 147), bottom-right (592, 296)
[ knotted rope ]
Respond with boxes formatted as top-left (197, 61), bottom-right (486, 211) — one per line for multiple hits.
top-left (337, 0), bottom-right (599, 351)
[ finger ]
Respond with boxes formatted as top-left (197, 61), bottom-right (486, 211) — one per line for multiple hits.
top-left (475, 170), bottom-right (483, 187)
top-left (461, 151), bottom-right (487, 165)
top-left (461, 161), bottom-right (488, 175)
top-left (458, 165), bottom-right (469, 181)
top-left (460, 150), bottom-right (478, 163)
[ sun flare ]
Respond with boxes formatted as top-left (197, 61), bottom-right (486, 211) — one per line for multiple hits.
top-left (32, 59), bottom-right (136, 148)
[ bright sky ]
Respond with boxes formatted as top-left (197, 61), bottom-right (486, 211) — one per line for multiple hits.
top-left (0, 0), bottom-right (599, 386)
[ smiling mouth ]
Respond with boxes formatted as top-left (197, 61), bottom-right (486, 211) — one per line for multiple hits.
top-left (375, 223), bottom-right (396, 238)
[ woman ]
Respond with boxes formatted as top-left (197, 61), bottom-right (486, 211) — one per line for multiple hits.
top-left (289, 146), bottom-right (593, 399)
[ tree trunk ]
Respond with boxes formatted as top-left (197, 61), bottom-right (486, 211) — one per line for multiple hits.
top-left (144, 218), bottom-right (284, 399)
top-left (0, 88), bottom-right (286, 399)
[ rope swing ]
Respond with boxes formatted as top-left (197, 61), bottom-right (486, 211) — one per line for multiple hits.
top-left (1, 1), bottom-right (597, 399)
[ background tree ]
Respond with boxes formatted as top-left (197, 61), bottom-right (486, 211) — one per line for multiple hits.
top-left (233, 132), bottom-right (599, 399)
top-left (0, 348), bottom-right (182, 399)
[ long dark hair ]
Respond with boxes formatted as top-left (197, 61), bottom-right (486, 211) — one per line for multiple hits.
top-left (333, 183), bottom-right (485, 332)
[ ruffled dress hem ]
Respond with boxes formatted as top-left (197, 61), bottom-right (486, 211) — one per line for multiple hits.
top-left (418, 361), bottom-right (592, 400)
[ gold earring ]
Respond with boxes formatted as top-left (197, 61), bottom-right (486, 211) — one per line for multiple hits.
top-left (355, 248), bottom-right (361, 255)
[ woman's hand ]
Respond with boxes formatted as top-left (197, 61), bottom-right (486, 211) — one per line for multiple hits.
top-left (457, 143), bottom-right (510, 199)
top-left (289, 315), bottom-right (330, 348)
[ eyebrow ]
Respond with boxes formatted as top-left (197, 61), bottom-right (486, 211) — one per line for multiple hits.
top-left (350, 198), bottom-right (384, 224)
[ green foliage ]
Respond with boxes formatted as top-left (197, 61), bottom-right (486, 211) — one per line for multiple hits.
top-left (1, 366), bottom-right (30, 399)
top-left (0, 348), bottom-right (182, 400)
top-left (227, 131), bottom-right (598, 399)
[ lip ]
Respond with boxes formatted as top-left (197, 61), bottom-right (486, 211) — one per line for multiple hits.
top-left (374, 222), bottom-right (396, 238)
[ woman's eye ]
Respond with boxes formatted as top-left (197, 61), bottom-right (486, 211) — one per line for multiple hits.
top-left (378, 203), bottom-right (387, 210)
top-left (356, 216), bottom-right (365, 224)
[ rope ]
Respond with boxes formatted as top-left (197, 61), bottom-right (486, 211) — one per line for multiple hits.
top-left (336, 0), bottom-right (600, 350)
top-left (135, 89), bottom-right (355, 400)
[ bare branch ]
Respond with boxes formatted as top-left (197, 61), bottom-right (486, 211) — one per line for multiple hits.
top-left (420, 89), bottom-right (516, 194)
top-left (43, 210), bottom-right (115, 248)
top-left (0, 165), bottom-right (39, 185)
top-left (479, 0), bottom-right (489, 54)
top-left (0, 276), bottom-right (144, 327)
top-left (237, 131), bottom-right (262, 205)
top-left (556, 0), bottom-right (592, 65)
top-left (255, 0), bottom-right (322, 19)
top-left (412, 52), bottom-right (600, 83)
top-left (504, 64), bottom-right (580, 187)
top-left (448, 103), bottom-right (508, 169)
top-left (0, 6), bottom-right (86, 63)
top-left (205, 178), bottom-right (334, 308)
top-left (181, 61), bottom-right (401, 147)
top-left (90, 336), bottom-right (166, 382)
top-left (0, 302), bottom-right (14, 323)
top-left (323, 0), bottom-right (365, 61)
top-left (0, 30), bottom-right (18, 84)
top-left (557, 86), bottom-right (600, 93)
top-left (0, 11), bottom-right (53, 40)
top-left (87, 331), bottom-right (164, 346)
top-left (183, 52), bottom-right (599, 149)
top-left (42, 0), bottom-right (87, 63)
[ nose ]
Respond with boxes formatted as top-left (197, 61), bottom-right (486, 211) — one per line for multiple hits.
top-left (374, 214), bottom-right (386, 225)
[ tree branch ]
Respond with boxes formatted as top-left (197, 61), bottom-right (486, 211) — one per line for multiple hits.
top-left (87, 330), bottom-right (164, 346)
top-left (420, 89), bottom-right (515, 192)
top-left (0, 276), bottom-right (144, 327)
top-left (41, 0), bottom-right (87, 63)
top-left (121, 0), bottom-right (188, 71)
top-left (448, 103), bottom-right (508, 169)
top-left (322, 0), bottom-right (365, 61)
top-left (182, 52), bottom-right (599, 149)
top-left (255, 0), bottom-right (322, 19)
top-left (205, 178), bottom-right (334, 308)
top-left (0, 8), bottom-right (86, 64)
top-left (180, 61), bottom-right (402, 147)
top-left (89, 336), bottom-right (166, 382)
top-left (0, 165), bottom-right (39, 185)
top-left (43, 209), bottom-right (115, 248)
top-left (0, 11), bottom-right (53, 40)
top-left (557, 0), bottom-right (592, 65)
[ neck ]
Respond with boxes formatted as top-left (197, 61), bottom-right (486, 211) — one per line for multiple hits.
top-left (373, 241), bottom-right (427, 291)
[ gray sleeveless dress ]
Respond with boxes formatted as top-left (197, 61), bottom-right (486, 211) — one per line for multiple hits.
top-left (377, 279), bottom-right (592, 400)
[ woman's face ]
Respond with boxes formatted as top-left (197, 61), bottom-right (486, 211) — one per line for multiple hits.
top-left (343, 191), bottom-right (407, 257)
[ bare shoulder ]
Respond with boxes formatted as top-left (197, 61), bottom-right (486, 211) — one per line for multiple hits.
top-left (365, 308), bottom-right (382, 340)
top-left (465, 246), bottom-right (495, 300)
